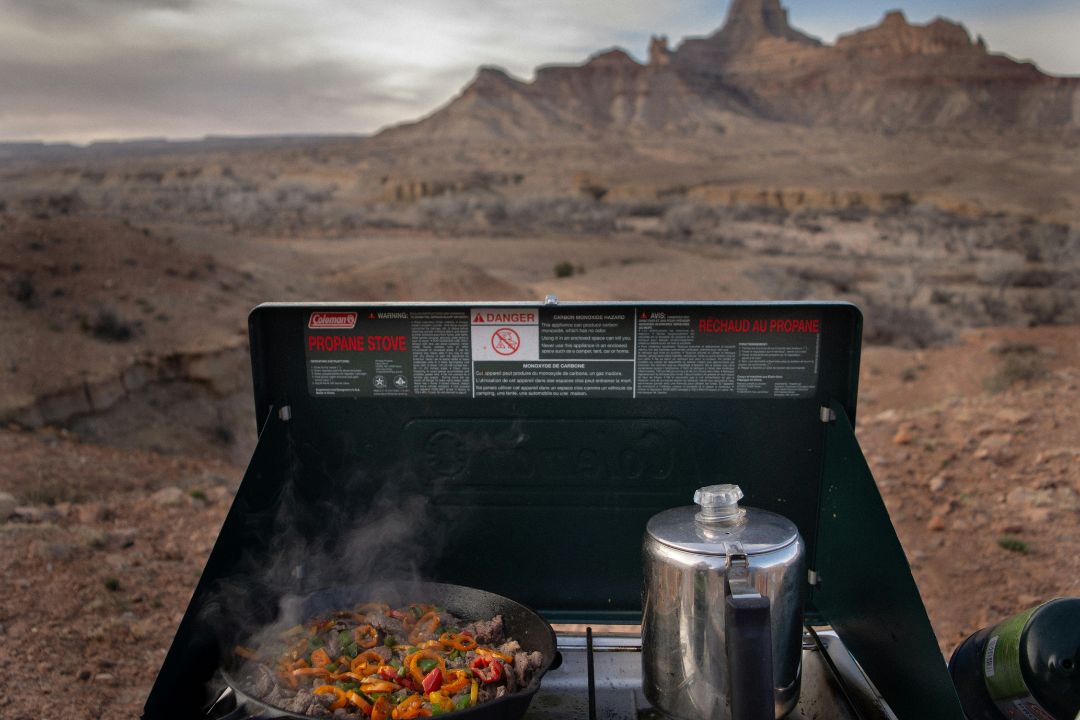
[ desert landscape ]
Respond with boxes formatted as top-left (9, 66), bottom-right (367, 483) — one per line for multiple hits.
top-left (0, 0), bottom-right (1078, 717)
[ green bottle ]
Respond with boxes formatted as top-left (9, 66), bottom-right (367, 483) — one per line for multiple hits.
top-left (949, 598), bottom-right (1080, 720)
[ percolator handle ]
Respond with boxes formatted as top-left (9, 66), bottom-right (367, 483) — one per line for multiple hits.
top-left (726, 554), bottom-right (774, 720)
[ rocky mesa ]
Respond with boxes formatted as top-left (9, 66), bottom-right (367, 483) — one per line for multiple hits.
top-left (379, 0), bottom-right (1080, 142)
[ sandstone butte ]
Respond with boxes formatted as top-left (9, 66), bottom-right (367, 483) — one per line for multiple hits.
top-left (376, 0), bottom-right (1080, 144)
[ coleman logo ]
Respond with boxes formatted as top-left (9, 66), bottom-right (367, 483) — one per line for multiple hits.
top-left (308, 311), bottom-right (358, 329)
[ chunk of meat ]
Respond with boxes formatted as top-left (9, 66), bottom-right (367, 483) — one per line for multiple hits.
top-left (284, 689), bottom-right (328, 716)
top-left (496, 640), bottom-right (520, 656)
top-left (248, 664), bottom-right (278, 698)
top-left (513, 650), bottom-right (544, 687)
top-left (368, 612), bottom-right (406, 638)
top-left (462, 614), bottom-right (504, 645)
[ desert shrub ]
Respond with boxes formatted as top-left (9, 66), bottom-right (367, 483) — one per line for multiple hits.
top-left (506, 197), bottom-right (616, 233)
top-left (662, 202), bottom-right (722, 238)
top-left (81, 307), bottom-right (138, 342)
top-left (984, 354), bottom-right (1044, 393)
top-left (977, 293), bottom-right (1011, 324)
top-left (578, 180), bottom-right (608, 201)
top-left (554, 261), bottom-right (575, 278)
top-left (990, 341), bottom-right (1039, 356)
top-left (619, 201), bottom-right (667, 218)
top-left (859, 300), bottom-right (947, 348)
top-left (732, 204), bottom-right (789, 224)
top-left (792, 266), bottom-right (858, 293)
top-left (835, 205), bottom-right (869, 223)
top-left (746, 267), bottom-right (810, 300)
top-left (996, 536), bottom-right (1029, 554)
top-left (7, 273), bottom-right (36, 306)
top-left (929, 289), bottom-right (953, 305)
top-left (1020, 291), bottom-right (1075, 326)
top-left (409, 195), bottom-right (507, 233)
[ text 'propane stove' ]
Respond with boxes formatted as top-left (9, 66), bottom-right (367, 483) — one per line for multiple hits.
top-left (145, 301), bottom-right (967, 720)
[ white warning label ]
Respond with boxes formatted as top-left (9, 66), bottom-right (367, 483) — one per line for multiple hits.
top-left (470, 307), bottom-right (540, 361)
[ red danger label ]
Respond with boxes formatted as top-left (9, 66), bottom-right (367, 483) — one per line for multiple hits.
top-left (309, 311), bottom-right (358, 329)
top-left (473, 311), bottom-right (536, 324)
top-left (491, 327), bottom-right (521, 356)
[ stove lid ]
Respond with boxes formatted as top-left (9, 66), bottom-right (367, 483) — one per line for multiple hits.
top-left (241, 300), bottom-right (859, 620)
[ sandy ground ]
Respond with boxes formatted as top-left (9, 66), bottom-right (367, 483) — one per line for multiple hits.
top-left (1, 322), bottom-right (1077, 719)
top-left (0, 127), bottom-right (1077, 716)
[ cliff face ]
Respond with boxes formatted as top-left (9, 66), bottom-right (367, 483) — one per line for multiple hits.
top-left (377, 0), bottom-right (1080, 143)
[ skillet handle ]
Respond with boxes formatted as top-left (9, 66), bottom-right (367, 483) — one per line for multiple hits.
top-left (549, 650), bottom-right (564, 672)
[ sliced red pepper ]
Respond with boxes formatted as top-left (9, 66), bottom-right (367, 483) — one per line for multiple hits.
top-left (421, 667), bottom-right (442, 693)
top-left (469, 656), bottom-right (504, 684)
top-left (377, 665), bottom-right (399, 682)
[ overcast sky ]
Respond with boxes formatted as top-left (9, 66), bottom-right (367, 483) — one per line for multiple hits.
top-left (1, 0), bottom-right (1077, 143)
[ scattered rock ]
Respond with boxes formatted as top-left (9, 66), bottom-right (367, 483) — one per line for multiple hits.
top-left (33, 541), bottom-right (75, 560)
top-left (109, 527), bottom-right (138, 548)
top-left (974, 433), bottom-right (1014, 464)
top-left (1007, 486), bottom-right (1080, 511)
top-left (994, 408), bottom-right (1032, 425)
top-left (892, 424), bottom-right (915, 445)
top-left (75, 502), bottom-right (105, 524)
top-left (207, 485), bottom-right (232, 503)
top-left (150, 486), bottom-right (185, 508)
top-left (0, 492), bottom-right (16, 521)
top-left (927, 515), bottom-right (947, 531)
top-left (14, 505), bottom-right (62, 523)
top-left (94, 672), bottom-right (115, 684)
top-left (73, 526), bottom-right (108, 549)
top-left (77, 669), bottom-right (92, 681)
top-left (928, 474), bottom-right (948, 492)
top-left (1034, 448), bottom-right (1079, 465)
top-left (869, 409), bottom-right (899, 424)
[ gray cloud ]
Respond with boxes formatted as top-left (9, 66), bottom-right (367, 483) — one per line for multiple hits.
top-left (0, 0), bottom-right (1076, 142)
top-left (1, 0), bottom-right (195, 27)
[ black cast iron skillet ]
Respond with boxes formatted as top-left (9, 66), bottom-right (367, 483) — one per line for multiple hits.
top-left (209, 582), bottom-right (560, 720)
